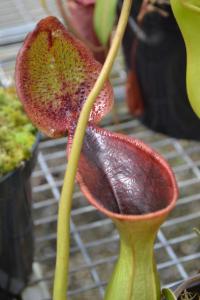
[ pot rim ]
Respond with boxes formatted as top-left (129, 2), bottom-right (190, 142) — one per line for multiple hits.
top-left (174, 273), bottom-right (200, 297)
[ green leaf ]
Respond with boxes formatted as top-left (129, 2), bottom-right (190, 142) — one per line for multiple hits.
top-left (162, 288), bottom-right (177, 300)
top-left (94, 0), bottom-right (118, 45)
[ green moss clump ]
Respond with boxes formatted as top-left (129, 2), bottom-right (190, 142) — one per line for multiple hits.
top-left (0, 87), bottom-right (37, 177)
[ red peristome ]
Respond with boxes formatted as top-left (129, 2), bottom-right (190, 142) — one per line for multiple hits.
top-left (15, 16), bottom-right (113, 137)
top-left (68, 125), bottom-right (178, 219)
top-left (67, 0), bottom-right (107, 64)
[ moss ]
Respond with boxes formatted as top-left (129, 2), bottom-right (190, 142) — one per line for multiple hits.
top-left (0, 87), bottom-right (37, 177)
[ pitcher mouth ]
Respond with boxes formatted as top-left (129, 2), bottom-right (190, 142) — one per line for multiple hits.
top-left (78, 159), bottom-right (178, 222)
top-left (72, 126), bottom-right (178, 221)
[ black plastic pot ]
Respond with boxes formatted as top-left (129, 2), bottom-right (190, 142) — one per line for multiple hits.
top-left (174, 274), bottom-right (200, 299)
top-left (0, 135), bottom-right (39, 299)
top-left (122, 1), bottom-right (200, 140)
top-left (163, 274), bottom-right (200, 299)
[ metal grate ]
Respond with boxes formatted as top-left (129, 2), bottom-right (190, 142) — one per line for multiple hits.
top-left (1, 1), bottom-right (200, 299)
